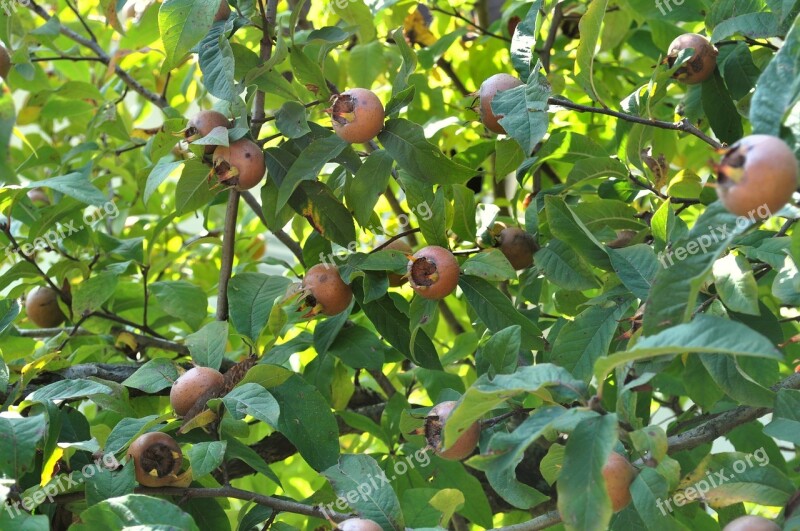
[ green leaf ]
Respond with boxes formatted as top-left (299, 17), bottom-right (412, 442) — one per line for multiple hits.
top-left (186, 321), bottom-right (228, 369)
top-left (289, 46), bottom-right (331, 100)
top-left (545, 196), bottom-right (611, 269)
top-left (470, 406), bottom-right (563, 509)
top-left (274, 101), bottom-right (312, 139)
top-left (509, 1), bottom-right (543, 80)
top-left (607, 244), bottom-right (660, 300)
top-left (159, 0), bottom-right (217, 71)
top-left (348, 150), bottom-right (394, 227)
top-left (377, 119), bottom-right (475, 185)
top-left (479, 325), bottom-right (521, 376)
top-left (391, 27), bottom-right (417, 96)
top-left (150, 280), bottom-right (208, 330)
top-left (328, 325), bottom-right (386, 370)
top-left (277, 135), bottom-right (348, 210)
top-left (323, 454), bottom-right (405, 530)
top-left (0, 415), bottom-right (46, 478)
top-left (85, 460), bottom-right (136, 506)
top-left (221, 383), bottom-right (280, 428)
top-left (188, 441), bottom-right (227, 480)
top-left (594, 315), bottom-right (784, 385)
top-left (28, 172), bottom-right (107, 207)
top-left (459, 276), bottom-right (544, 350)
top-left (461, 249), bottom-right (516, 281)
top-left (227, 273), bottom-right (293, 340)
top-left (26, 380), bottom-right (113, 403)
top-left (198, 23), bottom-right (238, 101)
top-left (122, 358), bottom-right (179, 393)
top-left (144, 160), bottom-right (184, 204)
top-left (223, 436), bottom-right (281, 487)
top-left (712, 253), bottom-right (760, 315)
top-left (629, 467), bottom-right (685, 531)
top-left (557, 414), bottom-right (618, 531)
top-left (176, 159), bottom-right (216, 215)
top-left (535, 239), bottom-right (600, 290)
top-left (550, 297), bottom-right (631, 381)
top-left (331, 0), bottom-right (376, 43)
top-left (764, 389), bottom-right (800, 444)
top-left (700, 354), bottom-right (775, 407)
top-left (289, 181), bottom-right (356, 248)
top-left (749, 15), bottom-right (800, 135)
top-left (493, 64), bottom-right (551, 154)
top-left (268, 373), bottom-right (340, 472)
top-left (711, 12), bottom-right (779, 42)
top-left (701, 70), bottom-right (743, 144)
top-left (72, 271), bottom-right (118, 316)
top-left (73, 494), bottom-right (200, 531)
top-left (575, 0), bottom-right (609, 105)
top-left (703, 452), bottom-right (794, 507)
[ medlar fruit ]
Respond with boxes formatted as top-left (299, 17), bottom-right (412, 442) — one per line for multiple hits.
top-left (425, 401), bottom-right (480, 460)
top-left (0, 44), bottom-right (10, 79)
top-left (170, 366), bottom-right (225, 417)
top-left (25, 287), bottom-right (66, 328)
top-left (302, 263), bottom-right (353, 316)
top-left (666, 33), bottom-right (718, 85)
top-left (497, 227), bottom-right (537, 270)
top-left (716, 135), bottom-right (798, 218)
top-left (602, 452), bottom-right (636, 512)
top-left (407, 246), bottom-right (459, 300)
top-left (213, 138), bottom-right (266, 190)
top-left (126, 432), bottom-right (183, 487)
top-left (328, 88), bottom-right (385, 144)
top-left (479, 73), bottom-right (524, 134)
top-left (335, 518), bottom-right (382, 531)
top-left (214, 0), bottom-right (231, 21)
top-left (26, 188), bottom-right (50, 207)
top-left (185, 110), bottom-right (230, 154)
top-left (382, 239), bottom-right (413, 287)
top-left (722, 516), bottom-right (780, 531)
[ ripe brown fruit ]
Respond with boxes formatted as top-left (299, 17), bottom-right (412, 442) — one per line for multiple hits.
top-left (383, 239), bottom-right (413, 287)
top-left (425, 401), bottom-right (480, 460)
top-left (407, 246), bottom-right (459, 300)
top-left (214, 0), bottom-right (231, 21)
top-left (25, 287), bottom-right (66, 328)
top-left (666, 33), bottom-right (718, 85)
top-left (336, 518), bottom-right (382, 531)
top-left (497, 227), bottom-right (537, 270)
top-left (26, 188), bottom-right (50, 206)
top-left (170, 366), bottom-right (225, 417)
top-left (213, 138), bottom-right (266, 190)
top-left (602, 452), bottom-right (636, 512)
top-left (185, 110), bottom-right (230, 154)
top-left (479, 73), bottom-right (524, 134)
top-left (0, 44), bottom-right (10, 79)
top-left (328, 88), bottom-right (385, 144)
top-left (302, 263), bottom-right (353, 316)
top-left (722, 516), bottom-right (780, 531)
top-left (716, 135), bottom-right (798, 218)
top-left (126, 432), bottom-right (183, 487)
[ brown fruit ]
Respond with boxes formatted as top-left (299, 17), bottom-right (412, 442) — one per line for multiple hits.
top-left (185, 110), bottom-right (230, 154)
top-left (0, 45), bottom-right (10, 79)
top-left (602, 452), bottom-right (636, 512)
top-left (213, 139), bottom-right (266, 190)
top-left (26, 188), bottom-right (50, 206)
top-left (425, 401), bottom-right (480, 460)
top-left (328, 88), bottom-right (385, 144)
top-left (722, 516), bottom-right (780, 531)
top-left (607, 230), bottom-right (637, 249)
top-left (716, 135), bottom-right (798, 218)
top-left (246, 234), bottom-right (266, 260)
top-left (126, 432), bottom-right (183, 487)
top-left (336, 518), bottom-right (382, 531)
top-left (383, 239), bottom-right (413, 287)
top-left (479, 74), bottom-right (524, 134)
top-left (25, 287), bottom-right (66, 328)
top-left (407, 246), bottom-right (459, 300)
top-left (214, 0), bottom-right (231, 21)
top-left (497, 227), bottom-right (537, 270)
top-left (170, 366), bottom-right (225, 417)
top-left (666, 33), bottom-right (718, 85)
top-left (302, 263), bottom-right (353, 316)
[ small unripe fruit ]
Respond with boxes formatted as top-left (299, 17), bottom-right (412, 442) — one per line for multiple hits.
top-left (667, 33), bottom-right (718, 85)
top-left (479, 74), bottom-right (524, 134)
top-left (214, 1), bottom-right (231, 21)
top-left (0, 44), bottom-right (10, 79)
top-left (425, 401), bottom-right (480, 460)
top-left (26, 188), bottom-right (50, 206)
top-left (602, 452), bottom-right (636, 512)
top-left (383, 239), bottom-right (413, 287)
top-left (25, 287), bottom-right (66, 328)
top-left (185, 110), bottom-right (230, 154)
top-left (328, 88), bottom-right (385, 144)
top-left (170, 367), bottom-right (225, 416)
top-left (408, 246), bottom-right (459, 300)
top-left (716, 135), bottom-right (798, 218)
top-left (127, 432), bottom-right (183, 487)
top-left (302, 263), bottom-right (353, 316)
top-left (213, 139), bottom-right (266, 190)
top-left (497, 227), bottom-right (537, 270)
top-left (335, 518), bottom-right (383, 531)
top-left (722, 516), bottom-right (780, 531)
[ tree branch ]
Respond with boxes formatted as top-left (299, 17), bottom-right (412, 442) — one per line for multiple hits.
top-left (216, 190), bottom-right (240, 321)
top-left (15, 326), bottom-right (190, 355)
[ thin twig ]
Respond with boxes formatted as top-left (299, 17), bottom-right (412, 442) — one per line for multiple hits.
top-left (370, 228), bottom-right (422, 253)
top-left (429, 5), bottom-right (511, 42)
top-left (65, 0), bottom-right (98, 42)
top-left (30, 56), bottom-right (104, 62)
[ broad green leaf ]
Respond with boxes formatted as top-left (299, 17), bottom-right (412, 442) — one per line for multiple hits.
top-left (72, 494), bottom-right (200, 531)
top-left (764, 389), bottom-right (800, 444)
top-left (188, 441), bottom-right (227, 480)
top-left (159, 0), bottom-right (218, 71)
top-left (607, 244), bottom-right (660, 300)
top-left (711, 12), bottom-right (779, 42)
top-left (186, 321), bottom-right (228, 370)
top-left (510, 1), bottom-right (543, 80)
top-left (289, 46), bottom-right (331, 100)
top-left (574, 0), bottom-right (609, 105)
top-left (277, 135), bottom-right (348, 210)
top-left (28, 172), bottom-right (107, 207)
top-left (494, 64), bottom-right (551, 155)
top-left (479, 325), bottom-right (521, 376)
top-left (535, 239), bottom-right (600, 290)
top-left (72, 271), bottom-right (118, 316)
top-left (461, 249), bottom-right (516, 282)
top-left (700, 354), bottom-right (775, 407)
top-left (703, 452), bottom-right (794, 507)
top-left (221, 383), bottom-right (280, 428)
top-left (176, 159), bottom-right (215, 215)
top-left (391, 27), bottom-right (417, 96)
top-left (150, 280), bottom-right (208, 331)
top-left (122, 358), bottom-right (179, 393)
top-left (227, 273), bottom-right (293, 341)
top-left (545, 196), bottom-right (611, 268)
top-left (0, 415), bottom-right (46, 478)
top-left (144, 160), bottom-right (184, 204)
top-left (274, 101), bottom-right (311, 139)
top-left (701, 70), bottom-right (743, 144)
top-left (630, 468), bottom-right (685, 531)
top-left (288, 181), bottom-right (356, 248)
top-left (26, 380), bottom-right (113, 403)
top-left (198, 23), bottom-right (238, 101)
top-left (712, 253), bottom-right (760, 315)
top-left (331, 0), bottom-right (376, 43)
top-left (85, 460), bottom-right (136, 506)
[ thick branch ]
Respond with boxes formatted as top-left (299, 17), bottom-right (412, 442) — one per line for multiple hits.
top-left (15, 327), bottom-right (189, 355)
top-left (216, 190), bottom-right (240, 321)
